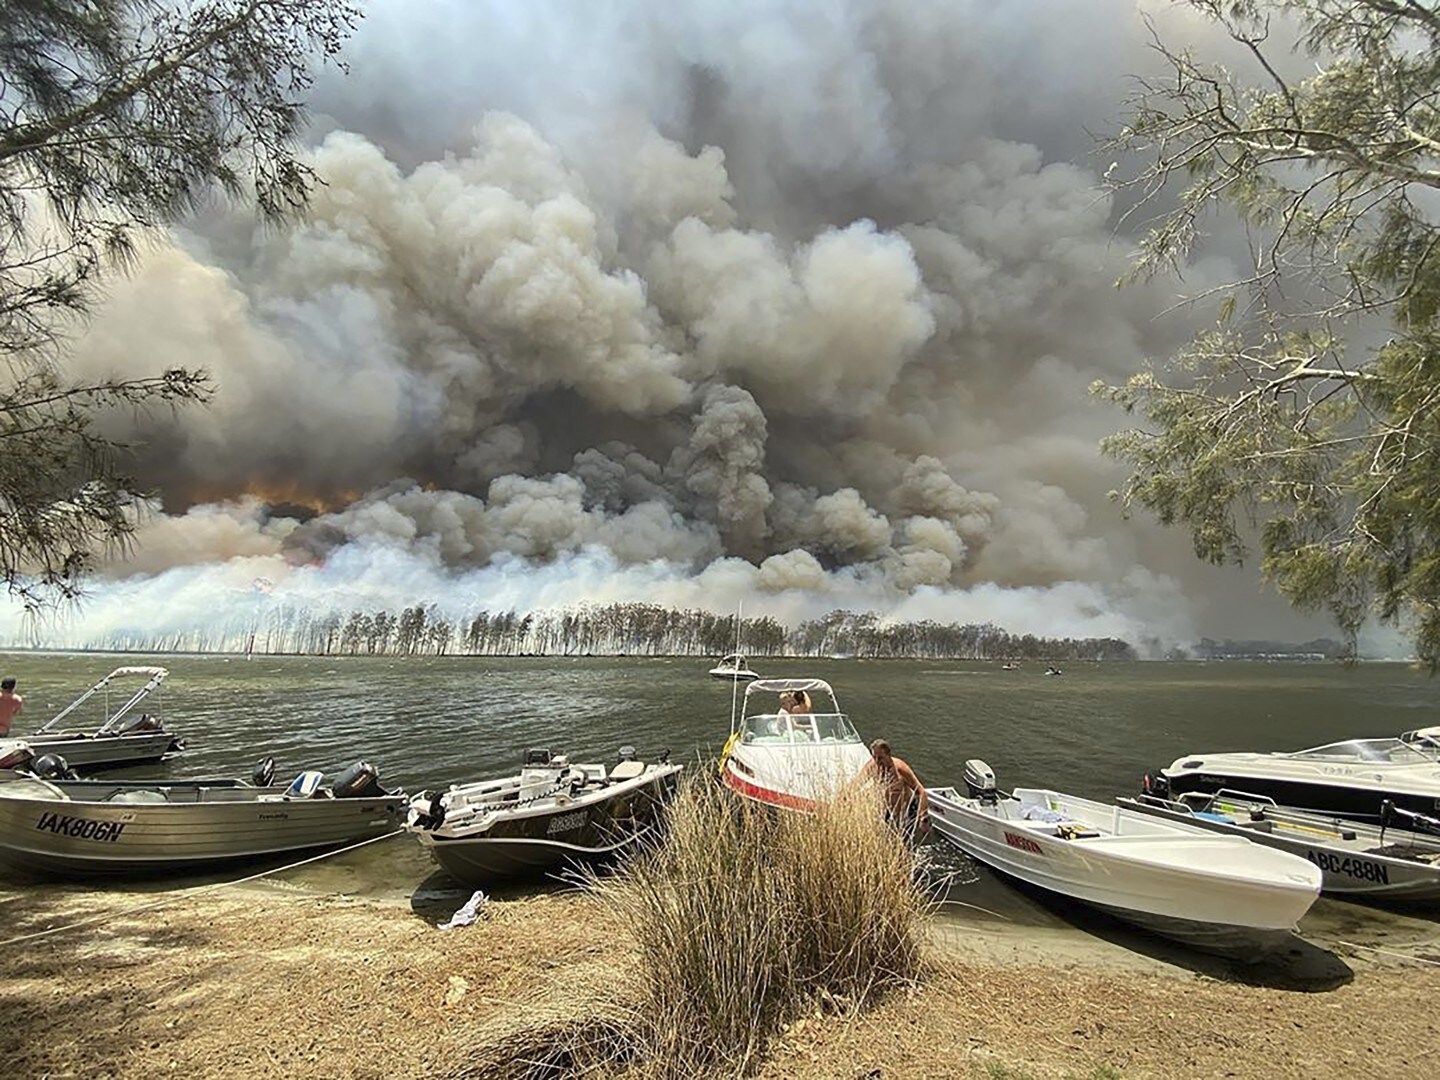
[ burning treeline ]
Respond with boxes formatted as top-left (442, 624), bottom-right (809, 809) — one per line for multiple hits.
top-left (72, 602), bottom-right (1135, 661)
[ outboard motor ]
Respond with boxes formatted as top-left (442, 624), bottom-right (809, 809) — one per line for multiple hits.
top-left (1141, 770), bottom-right (1170, 798)
top-left (333, 760), bottom-right (386, 799)
top-left (32, 753), bottom-right (78, 781)
top-left (963, 758), bottom-right (999, 804)
top-left (117, 712), bottom-right (163, 734)
top-left (252, 756), bottom-right (276, 788)
top-left (0, 744), bottom-right (34, 771)
top-left (617, 745), bottom-right (637, 762)
top-left (523, 747), bottom-right (554, 766)
top-left (411, 790), bottom-right (446, 830)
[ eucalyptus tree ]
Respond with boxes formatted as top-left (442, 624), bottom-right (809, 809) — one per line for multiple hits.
top-left (1099, 0), bottom-right (1440, 661)
top-left (1, 0), bottom-right (358, 608)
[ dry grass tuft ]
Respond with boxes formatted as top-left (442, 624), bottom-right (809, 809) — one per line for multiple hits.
top-left (586, 775), bottom-right (931, 1077)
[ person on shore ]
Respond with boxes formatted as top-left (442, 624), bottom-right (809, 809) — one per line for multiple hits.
top-left (0, 678), bottom-right (22, 737)
top-left (858, 738), bottom-right (929, 837)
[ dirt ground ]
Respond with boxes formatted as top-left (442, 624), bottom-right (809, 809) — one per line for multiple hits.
top-left (1, 883), bottom-right (1437, 1079)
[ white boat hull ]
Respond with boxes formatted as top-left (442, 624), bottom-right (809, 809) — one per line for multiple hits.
top-left (721, 741), bottom-right (871, 812)
top-left (928, 787), bottom-right (1321, 956)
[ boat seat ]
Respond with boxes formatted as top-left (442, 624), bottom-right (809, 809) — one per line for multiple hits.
top-left (610, 760), bottom-right (646, 781)
top-left (283, 770), bottom-right (326, 799)
top-left (106, 789), bottom-right (168, 804)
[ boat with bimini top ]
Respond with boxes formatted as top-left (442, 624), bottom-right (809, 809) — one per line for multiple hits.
top-left (0, 757), bottom-right (404, 877)
top-left (928, 760), bottom-right (1322, 957)
top-left (0, 666), bottom-right (184, 773)
top-left (719, 677), bottom-right (871, 811)
top-left (405, 747), bottom-right (683, 886)
top-left (709, 654), bottom-right (760, 681)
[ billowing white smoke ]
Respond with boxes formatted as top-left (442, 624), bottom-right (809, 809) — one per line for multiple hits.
top-left (4, 0), bottom-right (1268, 651)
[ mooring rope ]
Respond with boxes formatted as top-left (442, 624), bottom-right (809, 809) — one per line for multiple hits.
top-left (0, 827), bottom-right (406, 948)
top-left (1333, 939), bottom-right (1440, 968)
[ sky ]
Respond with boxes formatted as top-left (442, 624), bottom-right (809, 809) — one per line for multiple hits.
top-left (2, 0), bottom-right (1393, 652)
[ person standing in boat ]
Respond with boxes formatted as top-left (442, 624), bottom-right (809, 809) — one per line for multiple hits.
top-left (858, 738), bottom-right (929, 837)
top-left (0, 678), bottom-right (22, 737)
top-left (778, 690), bottom-right (814, 736)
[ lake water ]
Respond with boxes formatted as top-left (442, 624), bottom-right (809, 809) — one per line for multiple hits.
top-left (3, 652), bottom-right (1438, 969)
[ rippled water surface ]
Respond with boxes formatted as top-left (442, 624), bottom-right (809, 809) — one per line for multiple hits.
top-left (3, 652), bottom-right (1438, 964)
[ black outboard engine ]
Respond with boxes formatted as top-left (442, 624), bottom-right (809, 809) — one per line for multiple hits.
top-left (523, 747), bottom-right (554, 766)
top-left (32, 753), bottom-right (78, 781)
top-left (963, 758), bottom-right (999, 805)
top-left (1141, 770), bottom-right (1170, 798)
top-left (332, 760), bottom-right (386, 799)
top-left (117, 712), bottom-right (163, 734)
top-left (252, 756), bottom-right (276, 788)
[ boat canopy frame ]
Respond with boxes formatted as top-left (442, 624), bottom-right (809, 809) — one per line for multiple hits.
top-left (35, 666), bottom-right (169, 735)
top-left (733, 677), bottom-right (841, 736)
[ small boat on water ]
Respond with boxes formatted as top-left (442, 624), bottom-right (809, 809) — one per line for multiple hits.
top-left (1148, 726), bottom-right (1440, 825)
top-left (719, 678), bottom-right (871, 811)
top-left (709, 654), bottom-right (760, 681)
top-left (405, 748), bottom-right (683, 886)
top-left (0, 759), bottom-right (404, 877)
top-left (928, 761), bottom-right (1322, 956)
top-left (1043, 665), bottom-right (1063, 676)
top-left (1001, 662), bottom-right (1021, 671)
top-left (0, 666), bottom-right (185, 772)
top-left (1120, 790), bottom-right (1440, 904)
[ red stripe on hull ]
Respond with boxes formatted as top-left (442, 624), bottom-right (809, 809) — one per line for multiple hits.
top-left (722, 763), bottom-right (817, 812)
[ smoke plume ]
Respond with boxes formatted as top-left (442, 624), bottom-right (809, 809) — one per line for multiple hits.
top-left (4, 0), bottom-right (1321, 650)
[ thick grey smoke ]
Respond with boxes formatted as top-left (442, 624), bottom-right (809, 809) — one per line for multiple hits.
top-left (5, 0), bottom-right (1343, 649)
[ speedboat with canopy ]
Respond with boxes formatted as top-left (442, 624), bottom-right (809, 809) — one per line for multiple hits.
top-left (0, 666), bottom-right (185, 772)
top-left (719, 677), bottom-right (871, 811)
top-left (1120, 789), bottom-right (1440, 904)
top-left (708, 654), bottom-right (760, 680)
top-left (929, 760), bottom-right (1322, 957)
top-left (1147, 726), bottom-right (1440, 826)
top-left (404, 747), bottom-right (683, 886)
top-left (0, 757), bottom-right (404, 876)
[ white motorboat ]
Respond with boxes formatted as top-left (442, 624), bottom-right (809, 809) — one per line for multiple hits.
top-left (405, 747), bottom-right (683, 886)
top-left (719, 678), bottom-right (871, 811)
top-left (0, 758), bottom-right (404, 877)
top-left (709, 654), bottom-right (760, 681)
top-left (0, 667), bottom-right (184, 772)
top-left (929, 761), bottom-right (1322, 956)
top-left (1149, 726), bottom-right (1440, 825)
top-left (1120, 790), bottom-right (1440, 904)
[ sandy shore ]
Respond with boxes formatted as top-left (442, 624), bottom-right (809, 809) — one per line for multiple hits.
top-left (2, 875), bottom-right (1438, 1079)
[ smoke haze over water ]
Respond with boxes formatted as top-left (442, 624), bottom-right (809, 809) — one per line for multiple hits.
top-left (0, 1), bottom-right (1337, 651)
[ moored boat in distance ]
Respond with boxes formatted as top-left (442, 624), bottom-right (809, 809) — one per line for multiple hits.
top-left (0, 758), bottom-right (404, 877)
top-left (709, 654), bottom-right (760, 680)
top-left (928, 760), bottom-right (1322, 957)
top-left (405, 748), bottom-right (683, 886)
top-left (1149, 726), bottom-right (1440, 826)
top-left (1120, 790), bottom-right (1440, 904)
top-left (719, 678), bottom-right (871, 811)
top-left (0, 666), bottom-right (185, 772)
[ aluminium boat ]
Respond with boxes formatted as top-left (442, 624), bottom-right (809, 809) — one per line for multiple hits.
top-left (1120, 790), bottom-right (1440, 904)
top-left (719, 677), bottom-right (871, 811)
top-left (405, 748), bottom-right (683, 886)
top-left (0, 666), bottom-right (184, 772)
top-left (1148, 726), bottom-right (1440, 825)
top-left (709, 654), bottom-right (760, 680)
top-left (928, 761), bottom-right (1322, 956)
top-left (0, 758), bottom-right (404, 877)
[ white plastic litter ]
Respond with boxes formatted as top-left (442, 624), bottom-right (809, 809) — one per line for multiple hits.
top-left (437, 889), bottom-right (488, 930)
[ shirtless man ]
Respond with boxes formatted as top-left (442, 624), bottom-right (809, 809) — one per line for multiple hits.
top-left (858, 738), bottom-right (929, 836)
top-left (0, 678), bottom-right (22, 738)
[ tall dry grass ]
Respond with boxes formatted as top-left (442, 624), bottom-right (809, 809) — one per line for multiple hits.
top-left (589, 775), bottom-right (931, 1077)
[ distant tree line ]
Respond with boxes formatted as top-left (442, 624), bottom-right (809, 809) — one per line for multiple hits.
top-left (73, 601), bottom-right (1136, 661)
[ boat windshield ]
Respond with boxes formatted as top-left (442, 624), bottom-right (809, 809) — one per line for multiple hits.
top-left (1288, 738), bottom-right (1435, 764)
top-left (740, 712), bottom-right (861, 746)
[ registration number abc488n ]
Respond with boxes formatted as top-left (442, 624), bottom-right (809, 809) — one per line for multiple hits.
top-left (1305, 849), bottom-right (1389, 885)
